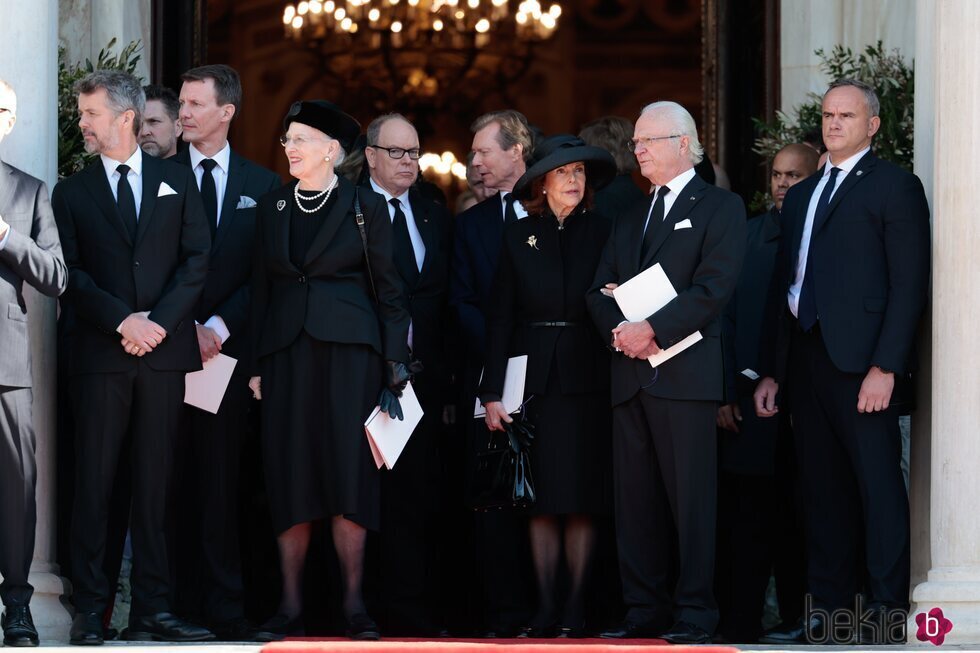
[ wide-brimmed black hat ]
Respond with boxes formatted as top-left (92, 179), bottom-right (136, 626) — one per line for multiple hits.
top-left (512, 134), bottom-right (616, 201)
top-left (283, 100), bottom-right (361, 151)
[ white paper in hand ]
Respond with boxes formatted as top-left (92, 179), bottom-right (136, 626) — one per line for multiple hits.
top-left (364, 382), bottom-right (424, 470)
top-left (184, 353), bottom-right (238, 414)
top-left (473, 355), bottom-right (528, 418)
top-left (612, 263), bottom-right (703, 368)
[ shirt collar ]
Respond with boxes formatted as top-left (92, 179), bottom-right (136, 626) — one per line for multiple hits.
top-left (101, 147), bottom-right (143, 179)
top-left (189, 141), bottom-right (231, 172)
top-left (369, 177), bottom-right (410, 205)
top-left (652, 166), bottom-right (697, 197)
top-left (826, 146), bottom-right (871, 176)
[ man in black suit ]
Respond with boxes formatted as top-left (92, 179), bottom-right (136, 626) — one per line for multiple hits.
top-left (449, 110), bottom-right (532, 636)
top-left (587, 101), bottom-right (745, 644)
top-left (754, 79), bottom-right (930, 645)
top-left (360, 113), bottom-right (452, 634)
top-left (52, 70), bottom-right (213, 645)
top-left (170, 64), bottom-right (280, 640)
top-left (715, 144), bottom-right (817, 643)
top-left (0, 77), bottom-right (68, 648)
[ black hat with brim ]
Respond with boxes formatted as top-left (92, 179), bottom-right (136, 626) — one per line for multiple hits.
top-left (283, 100), bottom-right (361, 152)
top-left (512, 134), bottom-right (617, 202)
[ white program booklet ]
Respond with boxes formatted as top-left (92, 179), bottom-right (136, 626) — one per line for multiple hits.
top-left (612, 263), bottom-right (703, 368)
top-left (364, 381), bottom-right (424, 470)
top-left (473, 355), bottom-right (528, 418)
top-left (184, 353), bottom-right (238, 414)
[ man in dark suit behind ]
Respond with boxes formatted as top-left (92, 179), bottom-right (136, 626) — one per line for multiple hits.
top-left (587, 101), bottom-right (745, 644)
top-left (754, 79), bottom-right (930, 645)
top-left (360, 113), bottom-right (452, 635)
top-left (0, 77), bottom-right (68, 648)
top-left (170, 64), bottom-right (280, 640)
top-left (52, 70), bottom-right (212, 645)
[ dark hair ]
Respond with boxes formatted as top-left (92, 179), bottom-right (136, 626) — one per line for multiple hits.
top-left (522, 172), bottom-right (595, 215)
top-left (470, 110), bottom-right (533, 162)
top-left (143, 84), bottom-right (179, 121)
top-left (74, 70), bottom-right (144, 136)
top-left (578, 116), bottom-right (637, 174)
top-left (181, 64), bottom-right (242, 115)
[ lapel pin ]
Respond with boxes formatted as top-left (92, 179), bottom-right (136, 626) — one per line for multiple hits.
top-left (856, 170), bottom-right (863, 176)
top-left (276, 199), bottom-right (286, 211)
top-left (689, 196), bottom-right (696, 200)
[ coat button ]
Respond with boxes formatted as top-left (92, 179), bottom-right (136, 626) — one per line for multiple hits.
top-left (133, 261), bottom-right (140, 269)
top-left (298, 275), bottom-right (307, 284)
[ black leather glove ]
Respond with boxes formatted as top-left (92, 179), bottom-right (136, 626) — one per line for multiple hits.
top-left (379, 361), bottom-right (411, 421)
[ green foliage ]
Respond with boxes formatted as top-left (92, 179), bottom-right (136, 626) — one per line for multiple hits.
top-left (58, 38), bottom-right (144, 179)
top-left (750, 41), bottom-right (914, 211)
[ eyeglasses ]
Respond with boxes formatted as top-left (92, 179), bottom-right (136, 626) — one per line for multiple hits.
top-left (370, 145), bottom-right (421, 160)
top-left (279, 134), bottom-right (326, 147)
top-left (627, 135), bottom-right (681, 152)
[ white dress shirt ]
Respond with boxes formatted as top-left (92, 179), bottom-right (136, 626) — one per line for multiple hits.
top-left (369, 178), bottom-right (426, 271)
top-left (189, 141), bottom-right (231, 226)
top-left (787, 146), bottom-right (870, 317)
top-left (101, 148), bottom-right (144, 215)
top-left (499, 190), bottom-right (528, 222)
top-left (642, 166), bottom-right (697, 235)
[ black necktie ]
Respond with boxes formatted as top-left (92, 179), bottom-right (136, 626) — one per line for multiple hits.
top-left (640, 185), bottom-right (671, 260)
top-left (797, 166), bottom-right (841, 331)
top-left (390, 198), bottom-right (419, 286)
top-left (199, 158), bottom-right (219, 239)
top-left (115, 164), bottom-right (138, 240)
top-left (503, 193), bottom-right (518, 225)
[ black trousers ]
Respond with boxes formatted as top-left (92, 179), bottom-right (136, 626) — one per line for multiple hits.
top-left (0, 387), bottom-right (36, 608)
top-left (172, 375), bottom-right (252, 623)
top-left (69, 365), bottom-right (184, 617)
top-left (789, 327), bottom-right (909, 612)
top-left (612, 391), bottom-right (719, 633)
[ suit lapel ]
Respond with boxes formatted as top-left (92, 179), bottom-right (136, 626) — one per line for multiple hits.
top-left (639, 174), bottom-right (707, 269)
top-left (625, 196), bottom-right (650, 276)
top-left (410, 189), bottom-right (439, 280)
top-left (303, 178), bottom-right (354, 266)
top-left (813, 152), bottom-right (877, 234)
top-left (215, 150), bottom-right (247, 252)
top-left (0, 163), bottom-right (16, 212)
top-left (81, 162), bottom-right (132, 246)
top-left (134, 155), bottom-right (161, 247)
top-left (274, 184), bottom-right (299, 272)
top-left (787, 174), bottom-right (821, 268)
top-left (477, 195), bottom-right (504, 268)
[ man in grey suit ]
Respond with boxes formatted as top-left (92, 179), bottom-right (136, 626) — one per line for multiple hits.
top-left (0, 78), bottom-right (69, 647)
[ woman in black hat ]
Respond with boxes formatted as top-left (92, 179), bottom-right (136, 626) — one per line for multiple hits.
top-left (479, 135), bottom-right (616, 637)
top-left (249, 101), bottom-right (411, 640)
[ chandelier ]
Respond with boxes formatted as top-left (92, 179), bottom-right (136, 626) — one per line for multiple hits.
top-left (280, 0), bottom-right (562, 110)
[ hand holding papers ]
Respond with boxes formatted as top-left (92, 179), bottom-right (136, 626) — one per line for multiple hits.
top-left (612, 263), bottom-right (702, 368)
top-left (184, 353), bottom-right (237, 414)
top-left (473, 355), bottom-right (528, 418)
top-left (364, 382), bottom-right (424, 470)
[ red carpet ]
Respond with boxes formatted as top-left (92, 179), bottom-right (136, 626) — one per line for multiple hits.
top-left (263, 638), bottom-right (739, 653)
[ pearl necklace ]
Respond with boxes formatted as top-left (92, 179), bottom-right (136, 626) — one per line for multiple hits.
top-left (294, 175), bottom-right (338, 214)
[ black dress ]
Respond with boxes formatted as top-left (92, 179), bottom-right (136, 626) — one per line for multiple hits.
top-left (480, 207), bottom-right (612, 515)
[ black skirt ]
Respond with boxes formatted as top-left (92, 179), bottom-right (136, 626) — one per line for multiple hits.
top-left (259, 331), bottom-right (383, 533)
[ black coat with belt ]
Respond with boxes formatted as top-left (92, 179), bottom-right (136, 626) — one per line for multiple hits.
top-left (480, 208), bottom-right (611, 401)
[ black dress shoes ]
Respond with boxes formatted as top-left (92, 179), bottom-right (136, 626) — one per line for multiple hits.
top-left (256, 613), bottom-right (304, 640)
top-left (210, 617), bottom-right (277, 642)
top-left (759, 615), bottom-right (826, 645)
top-left (2, 606), bottom-right (39, 647)
top-left (346, 613), bottom-right (380, 641)
top-left (125, 612), bottom-right (216, 642)
top-left (599, 619), bottom-right (667, 639)
top-left (69, 612), bottom-right (104, 646)
top-left (660, 621), bottom-right (712, 644)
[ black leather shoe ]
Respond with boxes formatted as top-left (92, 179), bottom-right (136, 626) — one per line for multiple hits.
top-left (126, 612), bottom-right (215, 642)
top-left (759, 615), bottom-right (826, 645)
top-left (210, 617), bottom-right (274, 642)
top-left (660, 621), bottom-right (712, 644)
top-left (2, 606), bottom-right (39, 647)
top-left (599, 619), bottom-right (667, 639)
top-left (256, 613), bottom-right (303, 640)
top-left (517, 623), bottom-right (558, 638)
top-left (557, 622), bottom-right (587, 638)
top-left (346, 613), bottom-right (380, 641)
top-left (69, 612), bottom-right (104, 646)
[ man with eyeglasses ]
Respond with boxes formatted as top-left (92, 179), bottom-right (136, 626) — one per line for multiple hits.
top-left (587, 101), bottom-right (745, 644)
top-left (360, 113), bottom-right (452, 635)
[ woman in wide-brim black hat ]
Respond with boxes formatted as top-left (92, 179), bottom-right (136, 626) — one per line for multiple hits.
top-left (249, 101), bottom-right (411, 641)
top-left (479, 135), bottom-right (616, 638)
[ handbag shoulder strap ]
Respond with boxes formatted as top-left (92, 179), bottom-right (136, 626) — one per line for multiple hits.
top-left (354, 188), bottom-right (379, 303)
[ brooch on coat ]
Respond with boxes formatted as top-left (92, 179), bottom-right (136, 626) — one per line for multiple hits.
top-left (276, 199), bottom-right (286, 211)
top-left (526, 235), bottom-right (539, 250)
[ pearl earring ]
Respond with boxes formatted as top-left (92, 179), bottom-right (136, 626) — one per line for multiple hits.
top-left (542, 189), bottom-right (547, 194)
top-left (324, 156), bottom-right (331, 162)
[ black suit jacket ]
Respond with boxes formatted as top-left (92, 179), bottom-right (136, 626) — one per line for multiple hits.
top-left (587, 173), bottom-right (746, 406)
top-left (251, 178), bottom-right (410, 364)
top-left (760, 152), bottom-right (931, 383)
top-left (53, 154), bottom-right (211, 375)
top-left (0, 161), bottom-right (68, 387)
top-left (172, 148), bottom-right (280, 368)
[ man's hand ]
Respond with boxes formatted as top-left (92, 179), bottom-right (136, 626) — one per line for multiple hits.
top-left (120, 338), bottom-right (147, 357)
top-left (600, 282), bottom-right (619, 298)
top-left (196, 324), bottom-right (222, 362)
top-left (612, 320), bottom-right (659, 358)
top-left (753, 377), bottom-right (779, 417)
top-left (119, 313), bottom-right (167, 354)
top-left (249, 376), bottom-right (262, 400)
top-left (484, 401), bottom-right (513, 432)
top-left (717, 403), bottom-right (742, 432)
top-left (857, 366), bottom-right (894, 413)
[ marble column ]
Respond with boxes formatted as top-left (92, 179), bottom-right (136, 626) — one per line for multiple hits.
top-left (59, 0), bottom-right (153, 82)
top-left (908, 0), bottom-right (980, 645)
top-left (0, 0), bottom-right (72, 644)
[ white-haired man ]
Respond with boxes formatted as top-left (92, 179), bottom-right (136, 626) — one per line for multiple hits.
top-left (587, 101), bottom-right (746, 643)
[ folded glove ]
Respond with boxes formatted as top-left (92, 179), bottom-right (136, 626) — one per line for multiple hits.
top-left (379, 360), bottom-right (412, 420)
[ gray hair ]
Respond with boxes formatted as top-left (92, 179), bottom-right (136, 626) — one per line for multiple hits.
top-left (639, 101), bottom-right (705, 165)
top-left (826, 78), bottom-right (880, 117)
top-left (365, 112), bottom-right (415, 147)
top-left (74, 70), bottom-right (145, 136)
top-left (471, 110), bottom-right (533, 162)
top-left (332, 144), bottom-right (347, 167)
top-left (0, 78), bottom-right (16, 114)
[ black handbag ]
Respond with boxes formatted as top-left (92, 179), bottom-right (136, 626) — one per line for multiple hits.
top-left (470, 414), bottom-right (536, 511)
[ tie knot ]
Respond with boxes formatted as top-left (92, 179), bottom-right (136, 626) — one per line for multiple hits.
top-left (828, 166), bottom-right (841, 179)
top-left (656, 185), bottom-right (670, 198)
top-left (503, 192), bottom-right (515, 206)
top-left (116, 164), bottom-right (130, 176)
top-left (201, 158), bottom-right (218, 172)
top-left (389, 197), bottom-right (401, 209)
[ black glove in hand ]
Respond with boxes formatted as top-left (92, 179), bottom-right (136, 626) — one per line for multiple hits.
top-left (379, 388), bottom-right (404, 421)
top-left (384, 360), bottom-right (411, 397)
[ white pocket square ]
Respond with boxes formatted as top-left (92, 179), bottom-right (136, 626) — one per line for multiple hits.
top-left (674, 218), bottom-right (693, 230)
top-left (236, 195), bottom-right (257, 209)
top-left (157, 182), bottom-right (178, 197)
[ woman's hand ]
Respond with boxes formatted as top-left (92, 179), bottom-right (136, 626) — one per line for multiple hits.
top-left (484, 401), bottom-right (514, 432)
top-left (249, 376), bottom-right (262, 400)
